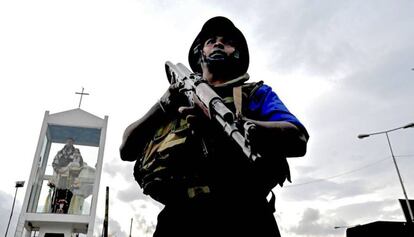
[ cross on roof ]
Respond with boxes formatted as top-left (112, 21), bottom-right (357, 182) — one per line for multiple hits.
top-left (75, 87), bottom-right (90, 108)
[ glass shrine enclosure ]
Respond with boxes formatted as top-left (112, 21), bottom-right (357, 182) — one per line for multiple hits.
top-left (16, 109), bottom-right (107, 237)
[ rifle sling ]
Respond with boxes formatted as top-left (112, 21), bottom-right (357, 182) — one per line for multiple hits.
top-left (233, 86), bottom-right (243, 119)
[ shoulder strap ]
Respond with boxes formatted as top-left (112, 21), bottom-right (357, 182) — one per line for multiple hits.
top-left (233, 86), bottom-right (243, 119)
top-left (232, 81), bottom-right (263, 119)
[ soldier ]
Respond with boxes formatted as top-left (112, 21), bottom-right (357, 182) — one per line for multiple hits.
top-left (120, 16), bottom-right (309, 237)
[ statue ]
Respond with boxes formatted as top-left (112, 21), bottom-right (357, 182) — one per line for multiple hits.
top-left (50, 138), bottom-right (84, 214)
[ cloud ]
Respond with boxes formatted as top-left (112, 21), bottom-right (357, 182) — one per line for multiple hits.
top-left (103, 158), bottom-right (134, 181)
top-left (134, 212), bottom-right (156, 236)
top-left (332, 199), bottom-right (404, 222)
top-left (115, 183), bottom-right (161, 236)
top-left (288, 199), bottom-right (403, 237)
top-left (289, 208), bottom-right (347, 237)
top-left (116, 182), bottom-right (163, 210)
top-left (251, 1), bottom-right (414, 77)
top-left (282, 178), bottom-right (378, 202)
top-left (94, 216), bottom-right (128, 237)
top-left (108, 218), bottom-right (128, 237)
top-left (117, 182), bottom-right (145, 202)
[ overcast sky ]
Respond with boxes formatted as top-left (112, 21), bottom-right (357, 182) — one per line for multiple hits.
top-left (1, 1), bottom-right (413, 237)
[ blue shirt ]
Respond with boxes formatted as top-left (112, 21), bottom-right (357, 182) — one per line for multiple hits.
top-left (248, 83), bottom-right (309, 137)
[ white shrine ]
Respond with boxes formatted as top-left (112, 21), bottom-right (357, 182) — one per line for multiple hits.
top-left (14, 108), bottom-right (108, 237)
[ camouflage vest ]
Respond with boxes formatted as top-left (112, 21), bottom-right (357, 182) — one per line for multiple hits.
top-left (134, 74), bottom-right (290, 204)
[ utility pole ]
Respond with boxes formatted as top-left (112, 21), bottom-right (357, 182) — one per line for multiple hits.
top-left (103, 186), bottom-right (109, 237)
top-left (129, 218), bottom-right (133, 237)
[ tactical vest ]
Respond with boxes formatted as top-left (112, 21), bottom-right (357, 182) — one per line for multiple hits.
top-left (134, 76), bottom-right (290, 204)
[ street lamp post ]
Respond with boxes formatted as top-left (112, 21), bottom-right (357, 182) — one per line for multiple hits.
top-left (334, 226), bottom-right (349, 229)
top-left (5, 181), bottom-right (25, 237)
top-left (334, 225), bottom-right (360, 230)
top-left (358, 122), bottom-right (414, 223)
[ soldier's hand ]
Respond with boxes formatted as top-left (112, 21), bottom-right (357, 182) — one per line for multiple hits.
top-left (178, 96), bottom-right (209, 133)
top-left (159, 81), bottom-right (187, 114)
top-left (236, 117), bottom-right (261, 149)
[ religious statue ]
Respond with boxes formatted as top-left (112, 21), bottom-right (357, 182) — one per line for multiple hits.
top-left (50, 138), bottom-right (84, 214)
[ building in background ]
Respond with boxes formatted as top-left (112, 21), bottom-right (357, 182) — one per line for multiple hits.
top-left (346, 200), bottom-right (414, 237)
top-left (346, 221), bottom-right (412, 237)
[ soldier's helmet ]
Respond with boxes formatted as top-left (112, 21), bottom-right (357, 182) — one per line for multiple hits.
top-left (188, 16), bottom-right (249, 77)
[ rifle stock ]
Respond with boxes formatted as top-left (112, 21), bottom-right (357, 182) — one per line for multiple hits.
top-left (165, 61), bottom-right (261, 162)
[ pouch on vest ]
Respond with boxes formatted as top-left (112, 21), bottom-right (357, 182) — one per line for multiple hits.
top-left (133, 118), bottom-right (205, 204)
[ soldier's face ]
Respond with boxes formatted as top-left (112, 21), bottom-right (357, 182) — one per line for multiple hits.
top-left (202, 36), bottom-right (236, 59)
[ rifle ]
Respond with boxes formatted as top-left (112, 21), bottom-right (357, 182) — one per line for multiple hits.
top-left (164, 61), bottom-right (261, 162)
